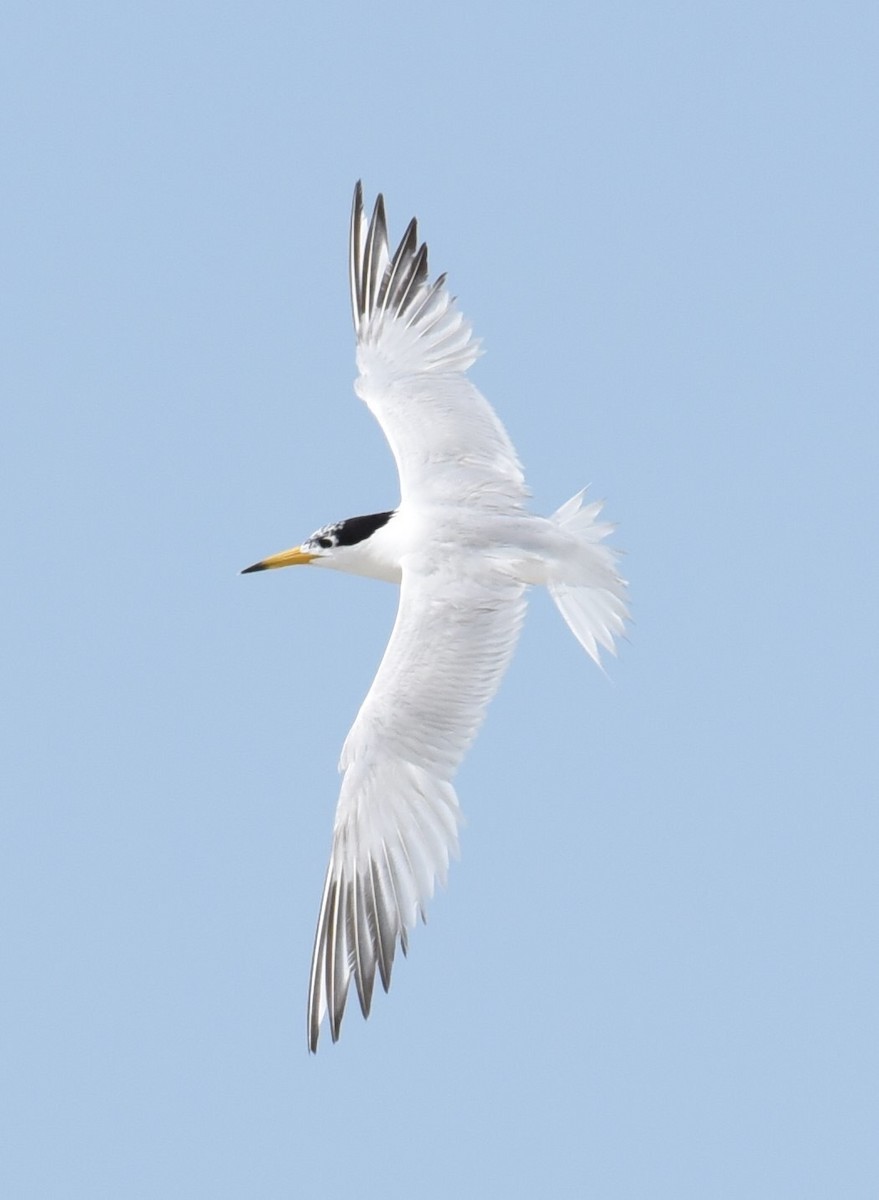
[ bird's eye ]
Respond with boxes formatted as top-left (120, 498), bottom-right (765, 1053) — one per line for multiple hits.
top-left (317, 537), bottom-right (333, 549)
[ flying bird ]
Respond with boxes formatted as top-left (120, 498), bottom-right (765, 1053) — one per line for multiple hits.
top-left (243, 183), bottom-right (628, 1052)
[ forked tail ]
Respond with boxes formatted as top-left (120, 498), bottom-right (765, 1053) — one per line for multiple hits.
top-left (548, 489), bottom-right (629, 666)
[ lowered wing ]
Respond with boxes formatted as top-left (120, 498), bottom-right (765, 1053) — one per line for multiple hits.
top-left (307, 559), bottom-right (526, 1051)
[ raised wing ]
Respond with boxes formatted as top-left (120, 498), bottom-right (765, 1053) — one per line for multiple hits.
top-left (307, 560), bottom-right (527, 1051)
top-left (349, 182), bottom-right (527, 509)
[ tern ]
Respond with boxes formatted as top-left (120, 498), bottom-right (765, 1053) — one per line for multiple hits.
top-left (243, 183), bottom-right (628, 1051)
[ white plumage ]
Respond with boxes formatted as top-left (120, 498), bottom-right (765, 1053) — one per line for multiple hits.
top-left (243, 183), bottom-right (628, 1051)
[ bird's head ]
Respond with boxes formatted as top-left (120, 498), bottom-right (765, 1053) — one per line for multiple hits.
top-left (241, 510), bottom-right (400, 582)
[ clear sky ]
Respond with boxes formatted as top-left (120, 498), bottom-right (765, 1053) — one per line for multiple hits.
top-left (3, 3), bottom-right (877, 1197)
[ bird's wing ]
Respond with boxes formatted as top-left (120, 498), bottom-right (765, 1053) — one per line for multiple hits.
top-left (349, 181), bottom-right (528, 509)
top-left (307, 558), bottom-right (527, 1050)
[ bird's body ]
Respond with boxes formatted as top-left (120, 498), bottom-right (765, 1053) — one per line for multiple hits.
top-left (244, 184), bottom-right (628, 1051)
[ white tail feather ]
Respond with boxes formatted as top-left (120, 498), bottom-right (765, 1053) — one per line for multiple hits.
top-left (548, 489), bottom-right (628, 665)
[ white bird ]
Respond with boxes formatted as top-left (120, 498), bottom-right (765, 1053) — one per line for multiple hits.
top-left (243, 183), bottom-right (628, 1052)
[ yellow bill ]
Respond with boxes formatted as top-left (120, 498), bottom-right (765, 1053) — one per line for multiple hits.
top-left (240, 546), bottom-right (316, 574)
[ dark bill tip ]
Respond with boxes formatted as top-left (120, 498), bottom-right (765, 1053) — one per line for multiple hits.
top-left (240, 561), bottom-right (268, 575)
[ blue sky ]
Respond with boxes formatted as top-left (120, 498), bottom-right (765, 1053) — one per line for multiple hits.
top-left (2, 2), bottom-right (877, 1196)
